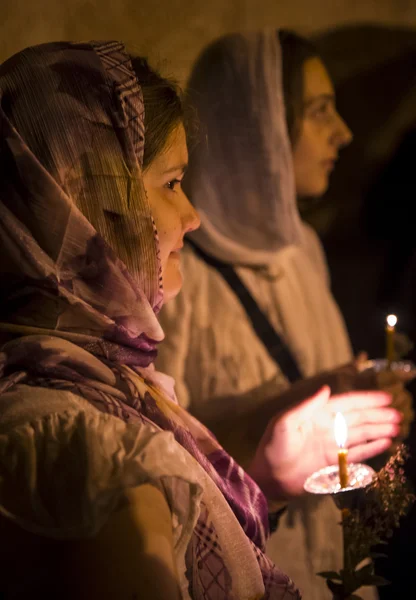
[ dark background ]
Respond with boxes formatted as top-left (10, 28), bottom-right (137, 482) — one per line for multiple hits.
top-left (2, 3), bottom-right (416, 597)
top-left (310, 24), bottom-right (416, 599)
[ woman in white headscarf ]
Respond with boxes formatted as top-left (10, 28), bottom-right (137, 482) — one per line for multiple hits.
top-left (156, 30), bottom-right (411, 599)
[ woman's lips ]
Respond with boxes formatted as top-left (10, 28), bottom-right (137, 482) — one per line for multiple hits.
top-left (171, 243), bottom-right (184, 254)
top-left (170, 247), bottom-right (182, 258)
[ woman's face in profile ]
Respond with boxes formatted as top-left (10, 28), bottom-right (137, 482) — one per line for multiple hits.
top-left (143, 123), bottom-right (200, 303)
top-left (292, 57), bottom-right (353, 198)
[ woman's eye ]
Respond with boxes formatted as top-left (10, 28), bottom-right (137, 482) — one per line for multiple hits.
top-left (309, 102), bottom-right (333, 121)
top-left (313, 104), bottom-right (327, 116)
top-left (165, 179), bottom-right (181, 192)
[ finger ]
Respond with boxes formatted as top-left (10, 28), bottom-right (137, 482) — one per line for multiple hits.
top-left (347, 438), bottom-right (393, 462)
top-left (377, 369), bottom-right (416, 385)
top-left (347, 422), bottom-right (400, 446)
top-left (393, 370), bottom-right (416, 383)
top-left (355, 351), bottom-right (368, 367)
top-left (344, 407), bottom-right (402, 428)
top-left (376, 374), bottom-right (411, 393)
top-left (391, 392), bottom-right (413, 411)
top-left (383, 383), bottom-right (405, 398)
top-left (330, 391), bottom-right (392, 413)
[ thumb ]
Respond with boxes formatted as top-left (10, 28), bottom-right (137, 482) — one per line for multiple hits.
top-left (288, 385), bottom-right (331, 420)
top-left (355, 351), bottom-right (368, 368)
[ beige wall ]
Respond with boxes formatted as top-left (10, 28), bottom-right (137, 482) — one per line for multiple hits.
top-left (1, 0), bottom-right (416, 82)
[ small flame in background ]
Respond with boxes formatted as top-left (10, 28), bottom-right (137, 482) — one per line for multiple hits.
top-left (334, 412), bottom-right (348, 448)
top-left (387, 314), bottom-right (397, 328)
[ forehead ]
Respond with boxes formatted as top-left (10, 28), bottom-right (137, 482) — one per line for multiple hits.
top-left (302, 57), bottom-right (335, 102)
top-left (153, 123), bottom-right (188, 171)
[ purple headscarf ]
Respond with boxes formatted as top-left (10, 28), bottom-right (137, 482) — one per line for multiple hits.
top-left (0, 41), bottom-right (300, 597)
top-left (0, 41), bottom-right (163, 367)
top-left (0, 36), bottom-right (272, 541)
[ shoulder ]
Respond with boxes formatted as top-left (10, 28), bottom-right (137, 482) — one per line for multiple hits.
top-left (300, 222), bottom-right (325, 255)
top-left (299, 222), bottom-right (330, 284)
top-left (160, 242), bottom-right (228, 319)
top-left (0, 384), bottom-right (92, 434)
top-left (0, 383), bottom-right (203, 541)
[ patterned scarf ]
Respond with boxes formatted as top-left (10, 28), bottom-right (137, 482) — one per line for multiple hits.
top-left (0, 41), bottom-right (272, 552)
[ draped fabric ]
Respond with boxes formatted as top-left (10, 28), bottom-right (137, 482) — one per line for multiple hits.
top-left (157, 29), bottom-right (365, 599)
top-left (0, 41), bottom-right (300, 598)
top-left (0, 41), bottom-right (164, 366)
top-left (185, 31), bottom-right (304, 266)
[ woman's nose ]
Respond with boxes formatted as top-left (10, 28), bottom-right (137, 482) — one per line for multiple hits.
top-left (333, 113), bottom-right (353, 149)
top-left (181, 191), bottom-right (201, 234)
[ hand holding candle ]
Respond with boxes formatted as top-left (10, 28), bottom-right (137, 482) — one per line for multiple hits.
top-left (250, 385), bottom-right (400, 500)
top-left (386, 314), bottom-right (397, 365)
top-left (335, 412), bottom-right (349, 488)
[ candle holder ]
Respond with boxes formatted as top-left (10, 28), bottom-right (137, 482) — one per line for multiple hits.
top-left (304, 446), bottom-right (414, 599)
top-left (304, 462), bottom-right (375, 509)
top-left (357, 358), bottom-right (416, 375)
top-left (357, 358), bottom-right (416, 456)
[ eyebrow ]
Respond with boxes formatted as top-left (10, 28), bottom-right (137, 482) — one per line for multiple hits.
top-left (304, 93), bottom-right (335, 107)
top-left (162, 163), bottom-right (188, 175)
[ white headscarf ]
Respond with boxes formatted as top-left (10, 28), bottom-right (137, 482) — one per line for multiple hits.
top-left (185, 30), bottom-right (304, 266)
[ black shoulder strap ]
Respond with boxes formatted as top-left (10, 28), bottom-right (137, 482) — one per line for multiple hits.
top-left (188, 240), bottom-right (302, 383)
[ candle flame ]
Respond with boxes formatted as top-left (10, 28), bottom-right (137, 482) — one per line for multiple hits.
top-left (387, 314), bottom-right (397, 327)
top-left (334, 412), bottom-right (348, 448)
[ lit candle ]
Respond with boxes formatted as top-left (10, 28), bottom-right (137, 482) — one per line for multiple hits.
top-left (386, 314), bottom-right (397, 365)
top-left (334, 412), bottom-right (348, 489)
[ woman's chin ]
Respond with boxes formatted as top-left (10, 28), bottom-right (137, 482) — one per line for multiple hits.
top-left (300, 181), bottom-right (329, 199)
top-left (162, 262), bottom-right (183, 303)
top-left (163, 285), bottom-right (182, 303)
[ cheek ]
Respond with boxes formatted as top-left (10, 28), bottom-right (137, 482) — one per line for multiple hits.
top-left (148, 192), bottom-right (182, 270)
top-left (162, 254), bottom-right (184, 301)
top-left (293, 126), bottom-right (320, 170)
top-left (293, 126), bottom-right (329, 195)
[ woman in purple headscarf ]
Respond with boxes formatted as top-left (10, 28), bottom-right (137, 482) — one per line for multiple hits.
top-left (0, 41), bottom-right (401, 599)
